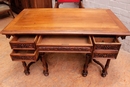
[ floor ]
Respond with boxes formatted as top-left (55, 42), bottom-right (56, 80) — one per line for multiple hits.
top-left (0, 12), bottom-right (130, 87)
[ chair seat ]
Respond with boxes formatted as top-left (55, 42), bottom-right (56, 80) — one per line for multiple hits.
top-left (0, 4), bottom-right (10, 12)
top-left (58, 0), bottom-right (80, 2)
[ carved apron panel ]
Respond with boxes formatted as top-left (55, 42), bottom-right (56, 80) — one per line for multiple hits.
top-left (94, 45), bottom-right (121, 50)
top-left (11, 56), bottom-right (36, 61)
top-left (38, 46), bottom-right (92, 51)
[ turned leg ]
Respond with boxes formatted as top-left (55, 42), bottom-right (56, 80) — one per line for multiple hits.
top-left (101, 59), bottom-right (111, 77)
top-left (22, 61), bottom-right (30, 75)
top-left (82, 54), bottom-right (91, 77)
top-left (40, 53), bottom-right (49, 76)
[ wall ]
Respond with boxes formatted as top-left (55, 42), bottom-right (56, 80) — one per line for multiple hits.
top-left (83, 0), bottom-right (130, 52)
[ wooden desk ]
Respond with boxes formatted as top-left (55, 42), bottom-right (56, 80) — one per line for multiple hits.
top-left (1, 8), bottom-right (130, 77)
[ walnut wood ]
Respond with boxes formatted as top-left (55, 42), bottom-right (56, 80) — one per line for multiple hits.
top-left (10, 50), bottom-right (39, 61)
top-left (40, 53), bottom-right (49, 76)
top-left (1, 8), bottom-right (130, 77)
top-left (92, 36), bottom-right (121, 59)
top-left (102, 59), bottom-right (111, 77)
top-left (22, 61), bottom-right (30, 75)
top-left (1, 9), bottom-right (130, 36)
top-left (93, 59), bottom-right (104, 70)
top-left (9, 35), bottom-right (38, 50)
top-left (37, 35), bottom-right (93, 53)
top-left (82, 54), bottom-right (91, 77)
top-left (93, 59), bottom-right (111, 77)
top-left (37, 35), bottom-right (92, 46)
top-left (22, 61), bottom-right (36, 75)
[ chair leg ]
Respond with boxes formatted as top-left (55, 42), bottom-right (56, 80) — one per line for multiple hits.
top-left (9, 10), bottom-right (15, 18)
top-left (54, 2), bottom-right (59, 8)
top-left (79, 2), bottom-right (84, 8)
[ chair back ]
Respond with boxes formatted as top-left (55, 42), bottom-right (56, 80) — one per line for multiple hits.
top-left (55, 0), bottom-right (83, 8)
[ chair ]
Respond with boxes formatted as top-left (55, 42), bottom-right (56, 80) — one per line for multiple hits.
top-left (0, 0), bottom-right (14, 18)
top-left (54, 0), bottom-right (84, 8)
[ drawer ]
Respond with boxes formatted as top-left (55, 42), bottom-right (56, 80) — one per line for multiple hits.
top-left (10, 35), bottom-right (38, 50)
top-left (92, 36), bottom-right (121, 51)
top-left (10, 50), bottom-right (39, 61)
top-left (93, 51), bottom-right (118, 59)
top-left (37, 35), bottom-right (93, 53)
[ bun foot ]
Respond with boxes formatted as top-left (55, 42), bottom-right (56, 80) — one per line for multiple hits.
top-left (43, 70), bottom-right (49, 76)
top-left (82, 70), bottom-right (88, 77)
top-left (24, 70), bottom-right (30, 75)
top-left (101, 72), bottom-right (107, 77)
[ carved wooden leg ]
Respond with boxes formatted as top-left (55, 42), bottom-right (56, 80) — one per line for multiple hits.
top-left (22, 61), bottom-right (36, 75)
top-left (40, 53), bottom-right (49, 76)
top-left (101, 59), bottom-right (111, 77)
top-left (82, 54), bottom-right (91, 77)
top-left (93, 59), bottom-right (111, 77)
top-left (22, 61), bottom-right (30, 75)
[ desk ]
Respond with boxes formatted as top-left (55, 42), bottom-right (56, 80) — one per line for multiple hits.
top-left (1, 8), bottom-right (130, 77)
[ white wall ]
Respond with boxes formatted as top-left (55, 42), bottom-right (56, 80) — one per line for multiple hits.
top-left (83, 0), bottom-right (130, 52)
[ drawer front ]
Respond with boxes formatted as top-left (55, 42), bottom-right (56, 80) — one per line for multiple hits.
top-left (93, 52), bottom-right (118, 59)
top-left (92, 36), bottom-right (121, 51)
top-left (38, 46), bottom-right (92, 53)
top-left (10, 43), bottom-right (36, 50)
top-left (10, 50), bottom-right (39, 61)
top-left (37, 35), bottom-right (93, 53)
top-left (10, 35), bottom-right (38, 50)
top-left (94, 44), bottom-right (121, 50)
top-left (37, 35), bottom-right (93, 47)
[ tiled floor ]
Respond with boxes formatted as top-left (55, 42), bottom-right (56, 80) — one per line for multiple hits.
top-left (0, 12), bottom-right (130, 87)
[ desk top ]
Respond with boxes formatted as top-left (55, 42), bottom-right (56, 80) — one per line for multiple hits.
top-left (1, 8), bottom-right (130, 36)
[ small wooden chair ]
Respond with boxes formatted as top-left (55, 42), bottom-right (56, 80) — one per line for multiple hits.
top-left (54, 0), bottom-right (84, 8)
top-left (0, 0), bottom-right (14, 18)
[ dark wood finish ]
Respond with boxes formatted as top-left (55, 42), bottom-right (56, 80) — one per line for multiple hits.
top-left (30, 0), bottom-right (52, 8)
top-left (10, 0), bottom-right (52, 14)
top-left (22, 61), bottom-right (35, 75)
top-left (40, 53), bottom-right (49, 76)
top-left (10, 0), bottom-right (29, 14)
top-left (93, 59), bottom-right (111, 77)
top-left (82, 54), bottom-right (91, 77)
top-left (1, 9), bottom-right (130, 77)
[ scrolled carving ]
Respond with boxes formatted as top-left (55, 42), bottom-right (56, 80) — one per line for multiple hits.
top-left (93, 53), bottom-right (117, 58)
top-left (38, 46), bottom-right (92, 51)
top-left (11, 56), bottom-right (36, 61)
top-left (94, 45), bottom-right (120, 50)
top-left (11, 43), bottom-right (35, 48)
